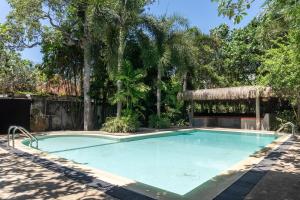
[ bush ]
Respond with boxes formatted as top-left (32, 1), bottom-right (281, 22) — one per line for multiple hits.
top-left (102, 111), bottom-right (140, 133)
top-left (173, 119), bottom-right (189, 127)
top-left (272, 110), bottom-right (298, 131)
top-left (148, 115), bottom-right (171, 129)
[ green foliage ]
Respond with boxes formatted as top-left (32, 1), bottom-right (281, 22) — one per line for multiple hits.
top-left (205, 22), bottom-right (263, 87)
top-left (102, 109), bottom-right (140, 133)
top-left (141, 14), bottom-right (190, 116)
top-left (0, 37), bottom-right (38, 93)
top-left (101, 116), bottom-right (139, 133)
top-left (142, 15), bottom-right (189, 72)
top-left (148, 114), bottom-right (171, 129)
top-left (163, 76), bottom-right (185, 121)
top-left (40, 28), bottom-right (83, 96)
top-left (174, 119), bottom-right (189, 127)
top-left (0, 60), bottom-right (38, 93)
top-left (212, 0), bottom-right (253, 24)
top-left (258, 34), bottom-right (300, 125)
top-left (111, 60), bottom-right (150, 109)
top-left (272, 110), bottom-right (298, 131)
top-left (258, 36), bottom-right (300, 94)
top-left (2, 0), bottom-right (300, 130)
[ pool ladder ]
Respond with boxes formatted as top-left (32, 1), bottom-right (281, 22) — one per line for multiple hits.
top-left (7, 126), bottom-right (38, 148)
top-left (276, 122), bottom-right (296, 136)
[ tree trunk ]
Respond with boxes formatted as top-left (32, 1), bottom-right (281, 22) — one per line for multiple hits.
top-left (188, 100), bottom-right (194, 127)
top-left (116, 27), bottom-right (126, 118)
top-left (297, 93), bottom-right (300, 126)
top-left (83, 40), bottom-right (92, 131)
top-left (182, 72), bottom-right (187, 92)
top-left (80, 68), bottom-right (84, 97)
top-left (255, 89), bottom-right (261, 130)
top-left (80, 6), bottom-right (92, 131)
top-left (157, 66), bottom-right (162, 117)
top-left (73, 65), bottom-right (78, 96)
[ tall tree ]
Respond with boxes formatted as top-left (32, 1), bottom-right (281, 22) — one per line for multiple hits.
top-left (142, 15), bottom-right (188, 117)
top-left (214, 0), bottom-right (300, 126)
top-left (0, 24), bottom-right (36, 93)
top-left (258, 35), bottom-right (300, 125)
top-left (4, 0), bottom-right (136, 130)
top-left (105, 0), bottom-right (154, 118)
top-left (174, 28), bottom-right (199, 92)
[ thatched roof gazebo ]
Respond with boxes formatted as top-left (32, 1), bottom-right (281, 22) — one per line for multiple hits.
top-left (178, 86), bottom-right (273, 101)
top-left (178, 86), bottom-right (274, 130)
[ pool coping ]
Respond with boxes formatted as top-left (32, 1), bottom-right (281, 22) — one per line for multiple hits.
top-left (7, 128), bottom-right (291, 200)
top-left (32, 127), bottom-right (278, 141)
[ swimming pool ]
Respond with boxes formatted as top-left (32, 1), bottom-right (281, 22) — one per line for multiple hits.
top-left (24, 130), bottom-right (277, 196)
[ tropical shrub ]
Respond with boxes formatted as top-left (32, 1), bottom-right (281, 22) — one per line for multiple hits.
top-left (163, 76), bottom-right (185, 122)
top-left (102, 116), bottom-right (139, 133)
top-left (102, 110), bottom-right (140, 133)
top-left (173, 119), bottom-right (189, 127)
top-left (111, 61), bottom-right (150, 111)
top-left (271, 110), bottom-right (298, 132)
top-left (148, 114), bottom-right (171, 129)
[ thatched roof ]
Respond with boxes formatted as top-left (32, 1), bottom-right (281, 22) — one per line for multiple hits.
top-left (178, 86), bottom-right (273, 101)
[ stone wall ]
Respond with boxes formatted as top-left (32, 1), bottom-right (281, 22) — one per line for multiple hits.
top-left (29, 96), bottom-right (115, 132)
top-left (0, 95), bottom-right (113, 132)
top-left (30, 96), bottom-right (83, 131)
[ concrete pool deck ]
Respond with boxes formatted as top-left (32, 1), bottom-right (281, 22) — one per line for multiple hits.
top-left (245, 136), bottom-right (300, 200)
top-left (1, 129), bottom-right (300, 200)
top-left (0, 146), bottom-right (116, 200)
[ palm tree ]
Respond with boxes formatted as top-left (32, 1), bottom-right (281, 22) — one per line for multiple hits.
top-left (172, 28), bottom-right (200, 92)
top-left (111, 0), bottom-right (152, 118)
top-left (141, 15), bottom-right (188, 117)
top-left (91, 0), bottom-right (154, 121)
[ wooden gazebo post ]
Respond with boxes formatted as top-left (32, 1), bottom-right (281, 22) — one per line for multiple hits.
top-left (189, 99), bottom-right (194, 127)
top-left (256, 89), bottom-right (261, 130)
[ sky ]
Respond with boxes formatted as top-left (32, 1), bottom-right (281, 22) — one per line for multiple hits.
top-left (0, 0), bottom-right (264, 63)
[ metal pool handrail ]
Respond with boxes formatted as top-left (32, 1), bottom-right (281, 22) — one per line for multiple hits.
top-left (7, 126), bottom-right (38, 148)
top-left (276, 122), bottom-right (296, 136)
top-left (7, 126), bottom-right (18, 147)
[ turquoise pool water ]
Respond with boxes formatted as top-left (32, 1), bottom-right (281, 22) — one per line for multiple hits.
top-left (29, 130), bottom-right (276, 195)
